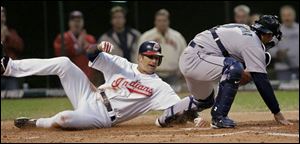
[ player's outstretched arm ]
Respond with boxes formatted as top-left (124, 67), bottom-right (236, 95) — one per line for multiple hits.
top-left (250, 72), bottom-right (293, 125)
top-left (86, 41), bottom-right (130, 77)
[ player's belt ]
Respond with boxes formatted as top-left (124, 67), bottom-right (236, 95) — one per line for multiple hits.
top-left (100, 91), bottom-right (116, 122)
top-left (209, 28), bottom-right (230, 57)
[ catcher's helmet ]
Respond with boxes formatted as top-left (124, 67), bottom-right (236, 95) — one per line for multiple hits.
top-left (251, 15), bottom-right (282, 40)
top-left (138, 41), bottom-right (163, 66)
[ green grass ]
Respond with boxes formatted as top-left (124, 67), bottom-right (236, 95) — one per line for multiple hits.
top-left (1, 98), bottom-right (72, 120)
top-left (1, 91), bottom-right (299, 120)
top-left (231, 90), bottom-right (299, 112)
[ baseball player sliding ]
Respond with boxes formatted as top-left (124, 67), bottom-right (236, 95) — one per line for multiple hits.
top-left (156, 15), bottom-right (292, 128)
top-left (1, 41), bottom-right (201, 130)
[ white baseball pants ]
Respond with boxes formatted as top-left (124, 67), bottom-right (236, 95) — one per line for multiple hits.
top-left (3, 57), bottom-right (112, 129)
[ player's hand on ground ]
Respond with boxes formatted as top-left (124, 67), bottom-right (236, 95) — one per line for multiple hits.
top-left (97, 41), bottom-right (114, 53)
top-left (274, 112), bottom-right (293, 125)
top-left (194, 117), bottom-right (208, 127)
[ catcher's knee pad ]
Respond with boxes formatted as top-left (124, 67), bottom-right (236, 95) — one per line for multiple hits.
top-left (222, 57), bottom-right (243, 84)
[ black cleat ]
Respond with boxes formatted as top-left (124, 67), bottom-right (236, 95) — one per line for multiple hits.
top-left (211, 116), bottom-right (236, 129)
top-left (155, 117), bottom-right (169, 128)
top-left (155, 111), bottom-right (198, 128)
top-left (155, 115), bottom-right (181, 128)
top-left (14, 117), bottom-right (37, 128)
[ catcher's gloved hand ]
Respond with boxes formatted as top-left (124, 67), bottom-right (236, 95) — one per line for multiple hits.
top-left (97, 41), bottom-right (114, 53)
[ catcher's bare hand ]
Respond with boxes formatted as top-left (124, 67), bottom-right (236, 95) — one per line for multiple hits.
top-left (274, 112), bottom-right (293, 125)
top-left (97, 41), bottom-right (114, 53)
top-left (240, 71), bottom-right (252, 85)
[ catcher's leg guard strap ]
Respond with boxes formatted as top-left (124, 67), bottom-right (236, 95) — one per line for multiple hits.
top-left (194, 90), bottom-right (215, 112)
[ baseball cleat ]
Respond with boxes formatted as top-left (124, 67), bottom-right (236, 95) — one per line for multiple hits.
top-left (155, 118), bottom-right (168, 128)
top-left (211, 116), bottom-right (236, 129)
top-left (14, 117), bottom-right (37, 128)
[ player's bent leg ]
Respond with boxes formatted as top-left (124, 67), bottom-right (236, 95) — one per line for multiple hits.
top-left (211, 57), bottom-right (244, 128)
top-left (2, 57), bottom-right (97, 109)
top-left (3, 57), bottom-right (71, 77)
top-left (179, 50), bottom-right (224, 82)
top-left (36, 110), bottom-right (111, 130)
top-left (179, 51), bottom-right (222, 112)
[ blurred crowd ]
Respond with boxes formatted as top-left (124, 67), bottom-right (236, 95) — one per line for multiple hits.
top-left (1, 4), bottom-right (299, 91)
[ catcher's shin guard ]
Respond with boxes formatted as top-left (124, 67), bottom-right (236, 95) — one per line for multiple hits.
top-left (210, 57), bottom-right (243, 128)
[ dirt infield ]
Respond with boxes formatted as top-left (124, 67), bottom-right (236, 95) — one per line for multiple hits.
top-left (1, 111), bottom-right (299, 143)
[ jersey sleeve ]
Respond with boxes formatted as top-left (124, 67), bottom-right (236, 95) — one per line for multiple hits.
top-left (241, 38), bottom-right (267, 73)
top-left (150, 82), bottom-right (181, 110)
top-left (88, 52), bottom-right (131, 79)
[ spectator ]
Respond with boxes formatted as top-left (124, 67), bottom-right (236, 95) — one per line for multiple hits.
top-left (233, 5), bottom-right (251, 25)
top-left (138, 9), bottom-right (187, 92)
top-left (250, 13), bottom-right (262, 25)
top-left (269, 5), bottom-right (299, 81)
top-left (53, 11), bottom-right (96, 80)
top-left (1, 6), bottom-right (24, 90)
top-left (99, 6), bottom-right (141, 62)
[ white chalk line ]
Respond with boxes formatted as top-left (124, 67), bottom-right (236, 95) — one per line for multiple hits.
top-left (191, 130), bottom-right (251, 137)
top-left (180, 128), bottom-right (299, 137)
top-left (120, 128), bottom-right (298, 138)
top-left (265, 132), bottom-right (299, 137)
top-left (26, 136), bottom-right (40, 139)
top-left (182, 127), bottom-right (211, 131)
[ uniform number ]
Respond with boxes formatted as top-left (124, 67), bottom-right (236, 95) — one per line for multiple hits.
top-left (221, 24), bottom-right (253, 36)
